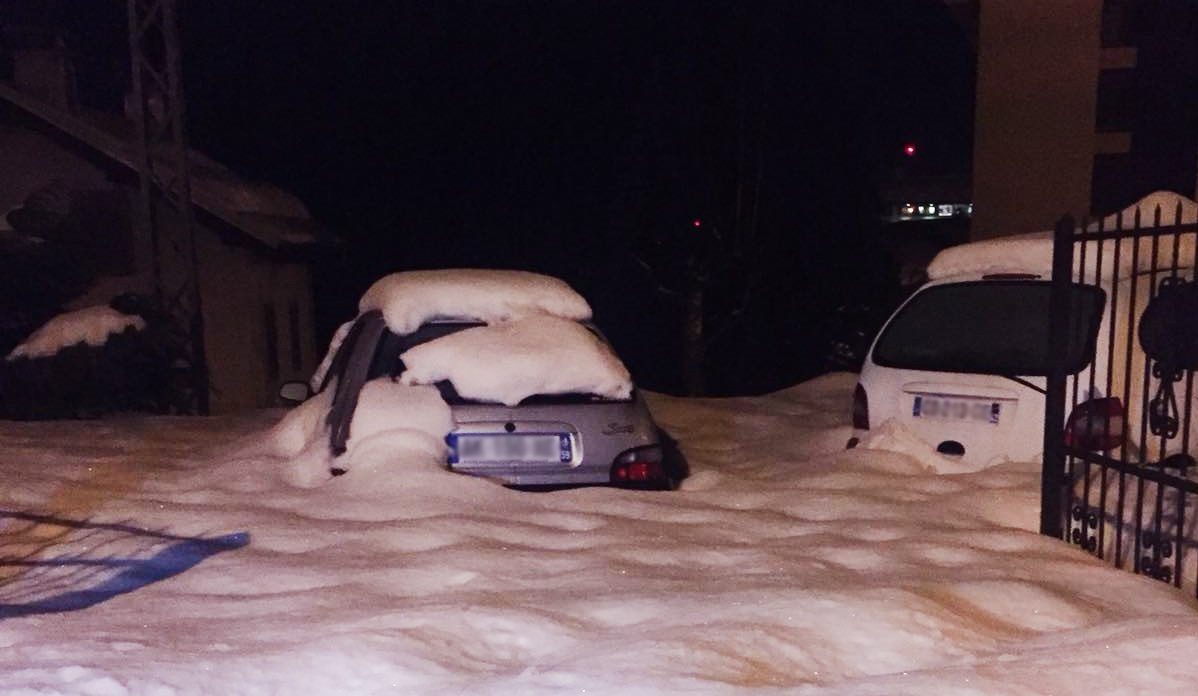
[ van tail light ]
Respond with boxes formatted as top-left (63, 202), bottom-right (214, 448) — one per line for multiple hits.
top-left (611, 445), bottom-right (664, 483)
top-left (852, 383), bottom-right (870, 430)
top-left (1065, 397), bottom-right (1125, 451)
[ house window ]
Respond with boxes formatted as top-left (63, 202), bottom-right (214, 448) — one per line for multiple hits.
top-left (288, 300), bottom-right (303, 371)
top-left (263, 304), bottom-right (280, 385)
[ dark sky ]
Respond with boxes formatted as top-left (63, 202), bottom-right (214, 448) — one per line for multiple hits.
top-left (52, 0), bottom-right (975, 394)
top-left (179, 2), bottom-right (971, 244)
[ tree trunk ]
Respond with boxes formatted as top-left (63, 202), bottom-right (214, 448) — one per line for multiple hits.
top-left (683, 277), bottom-right (705, 396)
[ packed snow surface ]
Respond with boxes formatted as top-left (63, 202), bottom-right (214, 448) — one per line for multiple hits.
top-left (359, 269), bottom-right (593, 335)
top-left (5, 305), bottom-right (145, 361)
top-left (1, 372), bottom-right (1197, 694)
top-left (399, 314), bottom-right (633, 405)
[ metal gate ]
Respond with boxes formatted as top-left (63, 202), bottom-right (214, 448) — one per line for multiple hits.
top-left (1043, 199), bottom-right (1198, 596)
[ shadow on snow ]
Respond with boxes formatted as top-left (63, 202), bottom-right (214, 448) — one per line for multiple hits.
top-left (0, 509), bottom-right (248, 618)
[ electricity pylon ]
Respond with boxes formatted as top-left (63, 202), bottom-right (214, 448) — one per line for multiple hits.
top-left (125, 0), bottom-right (208, 414)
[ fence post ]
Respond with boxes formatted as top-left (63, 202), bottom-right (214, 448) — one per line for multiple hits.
top-left (1042, 214), bottom-right (1075, 538)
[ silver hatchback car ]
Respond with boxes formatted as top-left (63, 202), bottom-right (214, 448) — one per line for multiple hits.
top-left (304, 274), bottom-right (684, 490)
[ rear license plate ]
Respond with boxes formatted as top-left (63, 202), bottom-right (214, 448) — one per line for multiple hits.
top-left (912, 395), bottom-right (1001, 424)
top-left (452, 434), bottom-right (571, 463)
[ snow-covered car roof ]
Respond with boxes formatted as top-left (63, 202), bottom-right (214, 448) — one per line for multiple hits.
top-left (310, 269), bottom-right (603, 392)
top-left (398, 314), bottom-right (633, 406)
top-left (359, 269), bottom-right (592, 335)
top-left (927, 190), bottom-right (1198, 282)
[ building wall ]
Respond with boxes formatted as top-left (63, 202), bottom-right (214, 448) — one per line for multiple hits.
top-left (195, 229), bottom-right (315, 413)
top-left (1, 112), bottom-right (319, 415)
top-left (971, 0), bottom-right (1103, 239)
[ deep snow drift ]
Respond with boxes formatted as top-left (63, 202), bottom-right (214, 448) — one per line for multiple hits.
top-left (1, 373), bottom-right (1197, 695)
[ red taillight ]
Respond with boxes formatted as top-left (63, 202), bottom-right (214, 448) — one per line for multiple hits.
top-left (611, 446), bottom-right (664, 482)
top-left (852, 383), bottom-right (870, 430)
top-left (1065, 397), bottom-right (1125, 451)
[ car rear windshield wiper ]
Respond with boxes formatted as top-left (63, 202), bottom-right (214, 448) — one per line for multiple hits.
top-left (1002, 374), bottom-right (1046, 395)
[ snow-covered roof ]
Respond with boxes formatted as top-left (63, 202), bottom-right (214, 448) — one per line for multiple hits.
top-left (5, 305), bottom-right (145, 361)
top-left (927, 191), bottom-right (1198, 281)
top-left (359, 269), bottom-right (592, 335)
top-left (0, 81), bottom-right (329, 251)
top-left (398, 314), bottom-right (632, 405)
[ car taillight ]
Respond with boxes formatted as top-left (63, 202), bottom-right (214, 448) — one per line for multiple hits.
top-left (1065, 397), bottom-right (1125, 451)
top-left (611, 445), bottom-right (664, 483)
top-left (852, 383), bottom-right (870, 430)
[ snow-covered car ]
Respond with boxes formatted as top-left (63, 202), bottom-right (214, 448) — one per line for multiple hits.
top-left (291, 269), bottom-right (682, 489)
top-left (847, 268), bottom-right (1108, 466)
top-left (848, 192), bottom-right (1197, 468)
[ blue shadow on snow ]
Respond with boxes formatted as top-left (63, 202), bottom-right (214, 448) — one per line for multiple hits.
top-left (0, 509), bottom-right (248, 618)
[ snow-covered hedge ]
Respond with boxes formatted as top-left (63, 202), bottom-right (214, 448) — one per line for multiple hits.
top-left (0, 297), bottom-right (181, 420)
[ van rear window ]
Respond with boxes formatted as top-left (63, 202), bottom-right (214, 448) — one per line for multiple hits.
top-left (871, 281), bottom-right (1106, 376)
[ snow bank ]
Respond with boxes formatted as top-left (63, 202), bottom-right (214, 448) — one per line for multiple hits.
top-left (928, 190), bottom-right (1198, 281)
top-left (5, 305), bottom-right (146, 361)
top-left (856, 418), bottom-right (1000, 473)
top-left (399, 314), bottom-right (633, 405)
top-left (342, 379), bottom-right (454, 457)
top-left (263, 379), bottom-right (454, 485)
top-left (3, 373), bottom-right (1198, 694)
top-left (360, 269), bottom-right (592, 335)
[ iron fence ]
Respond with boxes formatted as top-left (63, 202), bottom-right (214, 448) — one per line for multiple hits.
top-left (1044, 201), bottom-right (1198, 596)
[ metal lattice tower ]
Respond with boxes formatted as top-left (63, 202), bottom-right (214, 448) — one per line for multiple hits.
top-left (126, 0), bottom-right (208, 414)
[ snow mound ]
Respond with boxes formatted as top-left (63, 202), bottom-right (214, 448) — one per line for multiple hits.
top-left (343, 380), bottom-right (454, 457)
top-left (360, 269), bottom-right (592, 335)
top-left (6, 305), bottom-right (146, 361)
top-left (263, 380), bottom-right (454, 487)
top-left (857, 418), bottom-right (1001, 474)
top-left (399, 314), bottom-right (632, 405)
top-left (928, 190), bottom-right (1198, 281)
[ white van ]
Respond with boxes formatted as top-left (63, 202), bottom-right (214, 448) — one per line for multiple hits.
top-left (849, 191), bottom-right (1198, 468)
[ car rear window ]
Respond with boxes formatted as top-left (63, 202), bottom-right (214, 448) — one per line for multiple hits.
top-left (871, 280), bottom-right (1106, 376)
top-left (366, 321), bottom-right (630, 405)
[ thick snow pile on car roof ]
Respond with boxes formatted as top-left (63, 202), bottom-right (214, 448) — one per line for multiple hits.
top-left (927, 190), bottom-right (1198, 281)
top-left (310, 269), bottom-right (601, 392)
top-left (399, 314), bottom-right (633, 405)
top-left (359, 269), bottom-right (592, 335)
top-left (5, 305), bottom-right (145, 361)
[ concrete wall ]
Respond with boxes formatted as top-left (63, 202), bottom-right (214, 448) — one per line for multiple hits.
top-left (971, 0), bottom-right (1102, 239)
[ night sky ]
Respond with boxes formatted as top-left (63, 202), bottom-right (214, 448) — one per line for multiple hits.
top-left (67, 1), bottom-right (975, 395)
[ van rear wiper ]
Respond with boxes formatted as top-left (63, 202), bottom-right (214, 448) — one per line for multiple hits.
top-left (1002, 374), bottom-right (1046, 395)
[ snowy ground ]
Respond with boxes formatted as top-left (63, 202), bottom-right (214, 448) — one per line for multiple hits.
top-left (2, 372), bottom-right (1197, 695)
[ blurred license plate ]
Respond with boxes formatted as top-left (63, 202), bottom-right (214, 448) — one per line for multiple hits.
top-left (455, 434), bottom-right (570, 463)
top-left (912, 395), bottom-right (1000, 424)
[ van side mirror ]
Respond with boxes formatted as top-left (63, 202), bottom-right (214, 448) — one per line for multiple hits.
top-left (278, 381), bottom-right (311, 404)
